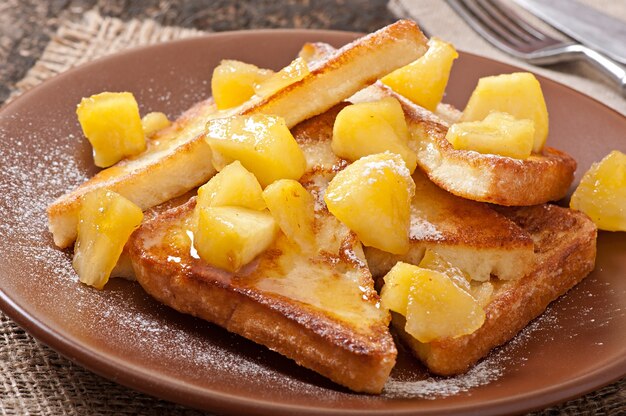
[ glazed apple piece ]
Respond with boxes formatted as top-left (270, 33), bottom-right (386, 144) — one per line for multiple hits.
top-left (419, 249), bottom-right (495, 307)
top-left (324, 152), bottom-right (415, 254)
top-left (141, 112), bottom-right (171, 137)
top-left (211, 60), bottom-right (273, 110)
top-left (332, 97), bottom-right (417, 173)
top-left (570, 150), bottom-right (626, 231)
top-left (461, 72), bottom-right (549, 153)
top-left (446, 112), bottom-right (535, 159)
top-left (263, 179), bottom-right (316, 252)
top-left (196, 161), bottom-right (266, 211)
top-left (205, 114), bottom-right (307, 187)
top-left (73, 189), bottom-right (143, 289)
top-left (381, 37), bottom-right (458, 112)
top-left (195, 206), bottom-right (278, 273)
top-left (380, 261), bottom-right (485, 343)
top-left (76, 92), bottom-right (146, 167)
top-left (417, 249), bottom-right (471, 292)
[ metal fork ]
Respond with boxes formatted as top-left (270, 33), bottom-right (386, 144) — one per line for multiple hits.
top-left (447, 0), bottom-right (626, 96)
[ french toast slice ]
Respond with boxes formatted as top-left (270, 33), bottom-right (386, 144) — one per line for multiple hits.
top-left (285, 101), bottom-right (594, 378)
top-left (48, 19), bottom-right (429, 249)
top-left (352, 83), bottom-right (577, 206)
top-left (240, 20), bottom-right (428, 127)
top-left (127, 105), bottom-right (401, 393)
top-left (389, 204), bottom-right (597, 375)
top-left (364, 169), bottom-right (535, 281)
top-left (128, 196), bottom-right (396, 394)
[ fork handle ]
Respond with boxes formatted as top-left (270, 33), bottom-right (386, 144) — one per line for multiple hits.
top-left (569, 44), bottom-right (626, 97)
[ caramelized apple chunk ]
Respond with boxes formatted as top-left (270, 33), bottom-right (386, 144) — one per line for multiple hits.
top-left (324, 152), bottom-right (415, 254)
top-left (570, 150), bottom-right (626, 231)
top-left (255, 57), bottom-right (309, 97)
top-left (461, 72), bottom-right (549, 153)
top-left (205, 114), bottom-right (307, 187)
top-left (380, 261), bottom-right (485, 343)
top-left (418, 249), bottom-right (493, 306)
top-left (418, 249), bottom-right (471, 292)
top-left (197, 161), bottom-right (266, 211)
top-left (470, 281), bottom-right (494, 309)
top-left (195, 207), bottom-right (278, 273)
top-left (404, 266), bottom-right (485, 343)
top-left (73, 189), bottom-right (143, 289)
top-left (332, 97), bottom-right (417, 172)
top-left (263, 179), bottom-right (316, 251)
top-left (379, 262), bottom-right (414, 315)
top-left (141, 111), bottom-right (171, 137)
top-left (381, 37), bottom-right (458, 111)
top-left (419, 249), bottom-right (494, 307)
top-left (76, 92), bottom-right (146, 167)
top-left (446, 112), bottom-right (535, 159)
top-left (211, 60), bottom-right (274, 110)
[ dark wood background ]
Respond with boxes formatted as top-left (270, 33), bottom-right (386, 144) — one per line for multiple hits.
top-left (0, 0), bottom-right (395, 104)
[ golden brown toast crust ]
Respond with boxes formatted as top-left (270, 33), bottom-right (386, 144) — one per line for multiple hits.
top-left (129, 198), bottom-right (396, 394)
top-left (393, 204), bottom-right (597, 375)
top-left (241, 20), bottom-right (428, 127)
top-left (126, 101), bottom-right (401, 392)
top-left (350, 83), bottom-right (577, 206)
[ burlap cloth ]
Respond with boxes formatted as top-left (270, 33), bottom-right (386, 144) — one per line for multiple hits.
top-left (2, 5), bottom-right (624, 415)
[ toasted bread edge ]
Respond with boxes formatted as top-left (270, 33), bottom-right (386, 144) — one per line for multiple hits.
top-left (392, 204), bottom-right (597, 375)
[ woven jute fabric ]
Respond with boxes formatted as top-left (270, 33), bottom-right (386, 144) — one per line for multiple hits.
top-left (1, 8), bottom-right (624, 416)
top-left (8, 10), bottom-right (204, 102)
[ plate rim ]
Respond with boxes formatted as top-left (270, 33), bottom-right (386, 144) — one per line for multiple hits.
top-left (0, 28), bottom-right (624, 416)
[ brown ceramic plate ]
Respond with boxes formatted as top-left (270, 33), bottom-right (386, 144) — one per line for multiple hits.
top-left (0, 29), bottom-right (624, 416)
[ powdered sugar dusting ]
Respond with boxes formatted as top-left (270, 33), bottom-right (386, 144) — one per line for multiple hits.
top-left (410, 215), bottom-right (444, 241)
top-left (385, 306), bottom-right (558, 398)
top-left (360, 151), bottom-right (412, 183)
top-left (385, 358), bottom-right (503, 398)
top-left (96, 289), bottom-right (332, 392)
top-left (0, 117), bottom-right (88, 283)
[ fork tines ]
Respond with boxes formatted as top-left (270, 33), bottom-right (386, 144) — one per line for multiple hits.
top-left (447, 0), bottom-right (559, 55)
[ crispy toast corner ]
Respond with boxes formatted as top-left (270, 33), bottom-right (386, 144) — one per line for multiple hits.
top-left (128, 197), bottom-right (397, 393)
